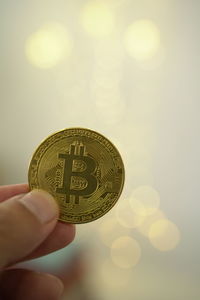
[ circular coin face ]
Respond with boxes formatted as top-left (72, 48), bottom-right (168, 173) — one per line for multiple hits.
top-left (28, 128), bottom-right (125, 224)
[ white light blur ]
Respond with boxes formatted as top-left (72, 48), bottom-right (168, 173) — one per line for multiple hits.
top-left (130, 185), bottom-right (160, 216)
top-left (92, 39), bottom-right (125, 124)
top-left (137, 209), bottom-right (166, 237)
top-left (110, 236), bottom-right (141, 268)
top-left (81, 1), bottom-right (115, 37)
top-left (148, 219), bottom-right (181, 251)
top-left (98, 216), bottom-right (131, 247)
top-left (25, 23), bottom-right (72, 69)
top-left (124, 19), bottom-right (161, 60)
top-left (116, 199), bottom-right (145, 228)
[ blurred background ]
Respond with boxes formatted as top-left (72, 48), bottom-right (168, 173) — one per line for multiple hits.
top-left (0, 0), bottom-right (200, 299)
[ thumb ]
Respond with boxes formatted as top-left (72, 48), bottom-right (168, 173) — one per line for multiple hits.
top-left (0, 190), bottom-right (59, 268)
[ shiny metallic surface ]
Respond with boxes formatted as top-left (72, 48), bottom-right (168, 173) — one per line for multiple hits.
top-left (28, 128), bottom-right (124, 223)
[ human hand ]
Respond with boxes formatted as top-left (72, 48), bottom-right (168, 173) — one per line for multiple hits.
top-left (0, 184), bottom-right (75, 300)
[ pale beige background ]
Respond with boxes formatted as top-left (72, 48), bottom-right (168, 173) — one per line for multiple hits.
top-left (0, 1), bottom-right (199, 299)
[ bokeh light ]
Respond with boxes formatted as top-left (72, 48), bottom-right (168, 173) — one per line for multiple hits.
top-left (110, 236), bottom-right (141, 268)
top-left (81, 1), bottom-right (115, 37)
top-left (25, 23), bottom-right (72, 68)
top-left (124, 19), bottom-right (161, 60)
top-left (99, 217), bottom-right (130, 247)
top-left (138, 46), bottom-right (165, 70)
top-left (92, 39), bottom-right (125, 123)
top-left (116, 199), bottom-right (145, 228)
top-left (149, 219), bottom-right (181, 251)
top-left (137, 209), bottom-right (165, 237)
top-left (2, 0), bottom-right (198, 298)
top-left (130, 185), bottom-right (160, 216)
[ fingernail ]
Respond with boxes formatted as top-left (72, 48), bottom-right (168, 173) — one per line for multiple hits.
top-left (46, 274), bottom-right (64, 298)
top-left (19, 190), bottom-right (59, 224)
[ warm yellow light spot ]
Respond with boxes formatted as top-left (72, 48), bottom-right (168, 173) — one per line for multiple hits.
top-left (81, 1), bottom-right (115, 37)
top-left (99, 217), bottom-right (130, 247)
top-left (116, 199), bottom-right (145, 228)
top-left (137, 209), bottom-right (165, 237)
top-left (130, 185), bottom-right (160, 216)
top-left (25, 23), bottom-right (72, 69)
top-left (111, 236), bottom-right (141, 269)
top-left (138, 46), bottom-right (165, 70)
top-left (124, 19), bottom-right (160, 60)
top-left (149, 219), bottom-right (181, 251)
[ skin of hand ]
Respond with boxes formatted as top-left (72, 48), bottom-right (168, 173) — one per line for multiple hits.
top-left (0, 184), bottom-right (76, 300)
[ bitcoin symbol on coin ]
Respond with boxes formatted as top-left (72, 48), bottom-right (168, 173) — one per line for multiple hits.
top-left (56, 142), bottom-right (98, 204)
top-left (28, 128), bottom-right (125, 224)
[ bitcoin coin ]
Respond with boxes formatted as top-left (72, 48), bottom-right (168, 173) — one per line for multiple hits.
top-left (28, 128), bottom-right (125, 224)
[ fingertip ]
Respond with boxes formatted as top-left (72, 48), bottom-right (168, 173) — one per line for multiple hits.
top-left (65, 223), bottom-right (76, 244)
top-left (55, 222), bottom-right (76, 246)
top-left (0, 190), bottom-right (60, 268)
top-left (19, 189), bottom-right (59, 224)
top-left (0, 269), bottom-right (64, 300)
top-left (22, 222), bottom-right (76, 261)
top-left (44, 273), bottom-right (64, 297)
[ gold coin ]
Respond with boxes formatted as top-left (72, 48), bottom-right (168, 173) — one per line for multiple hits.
top-left (28, 128), bottom-right (125, 224)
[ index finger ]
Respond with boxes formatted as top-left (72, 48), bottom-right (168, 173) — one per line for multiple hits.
top-left (0, 184), bottom-right (29, 202)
